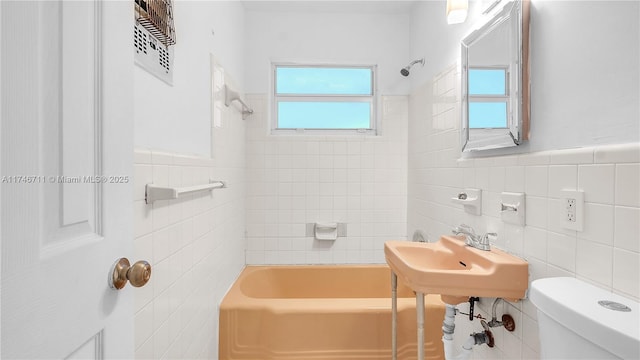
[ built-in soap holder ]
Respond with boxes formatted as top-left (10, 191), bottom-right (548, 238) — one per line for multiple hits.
top-left (315, 222), bottom-right (338, 240)
top-left (501, 192), bottom-right (525, 225)
top-left (451, 188), bottom-right (482, 215)
top-left (306, 223), bottom-right (347, 241)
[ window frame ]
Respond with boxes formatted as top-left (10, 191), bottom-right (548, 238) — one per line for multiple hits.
top-left (467, 66), bottom-right (510, 129)
top-left (271, 63), bottom-right (378, 135)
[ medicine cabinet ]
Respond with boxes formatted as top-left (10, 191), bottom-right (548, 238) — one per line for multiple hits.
top-left (461, 0), bottom-right (530, 152)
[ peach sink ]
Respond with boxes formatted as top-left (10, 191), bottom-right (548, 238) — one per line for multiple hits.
top-left (385, 236), bottom-right (528, 303)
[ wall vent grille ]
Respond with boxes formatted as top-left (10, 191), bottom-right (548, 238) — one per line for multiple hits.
top-left (134, 22), bottom-right (173, 85)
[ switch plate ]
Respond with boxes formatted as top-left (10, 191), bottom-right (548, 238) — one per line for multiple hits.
top-left (561, 190), bottom-right (584, 231)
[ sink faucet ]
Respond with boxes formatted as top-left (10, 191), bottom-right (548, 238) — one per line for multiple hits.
top-left (452, 224), bottom-right (495, 251)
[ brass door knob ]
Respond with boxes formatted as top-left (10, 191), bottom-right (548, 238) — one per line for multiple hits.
top-left (109, 258), bottom-right (151, 290)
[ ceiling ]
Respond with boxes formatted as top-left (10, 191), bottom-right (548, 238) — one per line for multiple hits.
top-left (241, 1), bottom-right (418, 14)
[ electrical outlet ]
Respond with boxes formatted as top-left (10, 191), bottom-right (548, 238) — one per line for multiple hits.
top-left (561, 190), bottom-right (584, 231)
top-left (566, 198), bottom-right (576, 222)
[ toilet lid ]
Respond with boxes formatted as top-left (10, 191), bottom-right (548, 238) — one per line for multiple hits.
top-left (530, 277), bottom-right (640, 360)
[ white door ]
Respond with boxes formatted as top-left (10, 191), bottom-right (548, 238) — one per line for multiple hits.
top-left (1, 1), bottom-right (136, 358)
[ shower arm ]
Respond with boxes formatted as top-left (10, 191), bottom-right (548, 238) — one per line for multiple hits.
top-left (408, 58), bottom-right (424, 67)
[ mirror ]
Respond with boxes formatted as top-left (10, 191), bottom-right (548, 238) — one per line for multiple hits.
top-left (461, 0), bottom-right (530, 152)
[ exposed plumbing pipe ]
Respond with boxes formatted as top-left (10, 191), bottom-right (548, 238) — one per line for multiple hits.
top-left (443, 336), bottom-right (475, 360)
top-left (486, 298), bottom-right (504, 327)
top-left (442, 303), bottom-right (495, 360)
top-left (487, 298), bottom-right (516, 331)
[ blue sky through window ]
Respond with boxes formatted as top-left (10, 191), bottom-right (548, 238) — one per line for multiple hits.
top-left (278, 102), bottom-right (371, 129)
top-left (469, 102), bottom-right (507, 128)
top-left (469, 69), bottom-right (506, 95)
top-left (274, 65), bottom-right (374, 130)
top-left (276, 67), bottom-right (372, 95)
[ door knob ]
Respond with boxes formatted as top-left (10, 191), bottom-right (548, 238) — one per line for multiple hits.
top-left (109, 258), bottom-right (151, 290)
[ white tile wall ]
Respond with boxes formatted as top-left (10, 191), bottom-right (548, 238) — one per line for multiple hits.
top-left (408, 65), bottom-right (640, 359)
top-left (244, 94), bottom-right (409, 264)
top-left (132, 100), bottom-right (245, 359)
top-left (131, 64), bottom-right (637, 359)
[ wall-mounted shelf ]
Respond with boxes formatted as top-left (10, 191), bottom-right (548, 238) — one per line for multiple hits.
top-left (145, 180), bottom-right (226, 204)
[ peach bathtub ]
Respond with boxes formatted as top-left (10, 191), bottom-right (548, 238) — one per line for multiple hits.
top-left (219, 265), bottom-right (445, 360)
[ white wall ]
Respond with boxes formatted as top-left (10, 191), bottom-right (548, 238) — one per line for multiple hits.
top-left (408, 1), bottom-right (640, 358)
top-left (242, 5), bottom-right (412, 264)
top-left (527, 0), bottom-right (639, 151)
top-left (132, 2), bottom-right (246, 359)
top-left (244, 7), bottom-right (411, 95)
top-left (134, 1), bottom-right (245, 157)
top-left (410, 0), bottom-right (640, 153)
top-left (128, 1), bottom-right (639, 358)
top-left (244, 95), bottom-right (408, 264)
top-left (133, 145), bottom-right (246, 359)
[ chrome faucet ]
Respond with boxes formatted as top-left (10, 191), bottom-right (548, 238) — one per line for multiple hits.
top-left (452, 224), bottom-right (495, 251)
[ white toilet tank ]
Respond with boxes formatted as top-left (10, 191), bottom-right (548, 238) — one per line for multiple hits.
top-left (530, 277), bottom-right (639, 359)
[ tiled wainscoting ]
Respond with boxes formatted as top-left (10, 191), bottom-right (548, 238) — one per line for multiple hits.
top-left (244, 95), bottom-right (409, 264)
top-left (132, 107), bottom-right (246, 359)
top-left (408, 65), bottom-right (640, 359)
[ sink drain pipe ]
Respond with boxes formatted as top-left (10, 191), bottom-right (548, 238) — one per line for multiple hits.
top-left (442, 304), bottom-right (494, 360)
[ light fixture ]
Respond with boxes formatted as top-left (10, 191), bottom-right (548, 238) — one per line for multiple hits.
top-left (446, 0), bottom-right (469, 24)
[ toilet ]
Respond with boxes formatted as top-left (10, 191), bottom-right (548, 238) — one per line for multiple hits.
top-left (530, 277), bottom-right (640, 359)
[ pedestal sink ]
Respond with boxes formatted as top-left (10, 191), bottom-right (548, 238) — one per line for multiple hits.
top-left (384, 235), bottom-right (528, 360)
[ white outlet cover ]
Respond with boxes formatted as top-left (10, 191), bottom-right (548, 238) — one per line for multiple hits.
top-left (561, 189), bottom-right (584, 231)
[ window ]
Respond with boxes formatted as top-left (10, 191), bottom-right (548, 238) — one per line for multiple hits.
top-left (468, 67), bottom-right (509, 129)
top-left (273, 64), bottom-right (376, 133)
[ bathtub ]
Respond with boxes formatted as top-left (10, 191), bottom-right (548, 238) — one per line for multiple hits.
top-left (219, 265), bottom-right (445, 360)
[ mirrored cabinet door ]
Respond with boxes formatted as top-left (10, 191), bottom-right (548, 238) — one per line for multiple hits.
top-left (461, 0), bottom-right (530, 152)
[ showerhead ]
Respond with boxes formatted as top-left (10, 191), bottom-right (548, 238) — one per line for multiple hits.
top-left (400, 58), bottom-right (425, 77)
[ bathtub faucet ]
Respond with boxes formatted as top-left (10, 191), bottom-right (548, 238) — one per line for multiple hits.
top-left (452, 224), bottom-right (494, 251)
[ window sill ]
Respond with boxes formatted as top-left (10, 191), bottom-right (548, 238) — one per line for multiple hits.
top-left (270, 128), bottom-right (378, 136)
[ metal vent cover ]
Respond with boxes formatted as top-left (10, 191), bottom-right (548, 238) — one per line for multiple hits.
top-left (134, 22), bottom-right (173, 85)
top-left (134, 25), bottom-right (147, 54)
